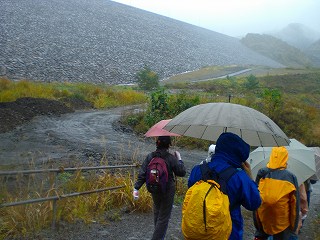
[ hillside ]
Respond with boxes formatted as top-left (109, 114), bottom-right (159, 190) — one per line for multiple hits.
top-left (0, 0), bottom-right (283, 85)
top-left (271, 23), bottom-right (320, 50)
top-left (306, 40), bottom-right (320, 66)
top-left (241, 33), bottom-right (313, 68)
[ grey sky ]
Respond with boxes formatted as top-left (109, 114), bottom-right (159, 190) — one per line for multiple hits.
top-left (112, 0), bottom-right (320, 37)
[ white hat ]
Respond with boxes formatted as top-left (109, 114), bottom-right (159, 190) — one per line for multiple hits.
top-left (208, 144), bottom-right (216, 157)
top-left (205, 144), bottom-right (216, 162)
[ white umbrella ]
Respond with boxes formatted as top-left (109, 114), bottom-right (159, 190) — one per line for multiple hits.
top-left (248, 139), bottom-right (316, 185)
top-left (163, 102), bottom-right (290, 147)
top-left (309, 147), bottom-right (320, 180)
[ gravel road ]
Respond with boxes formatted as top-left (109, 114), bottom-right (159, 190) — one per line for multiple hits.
top-left (1, 106), bottom-right (319, 240)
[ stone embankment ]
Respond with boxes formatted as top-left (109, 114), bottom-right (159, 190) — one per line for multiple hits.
top-left (0, 0), bottom-right (283, 84)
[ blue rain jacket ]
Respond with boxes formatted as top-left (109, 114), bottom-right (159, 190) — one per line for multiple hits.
top-left (188, 132), bottom-right (261, 240)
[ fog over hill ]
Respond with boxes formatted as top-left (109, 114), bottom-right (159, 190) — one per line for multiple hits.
top-left (270, 23), bottom-right (320, 50)
top-left (306, 40), bottom-right (320, 66)
top-left (241, 33), bottom-right (313, 68)
top-left (0, 0), bottom-right (283, 84)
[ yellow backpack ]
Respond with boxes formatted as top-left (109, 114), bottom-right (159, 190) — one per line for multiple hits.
top-left (255, 169), bottom-right (298, 235)
top-left (182, 164), bottom-right (236, 240)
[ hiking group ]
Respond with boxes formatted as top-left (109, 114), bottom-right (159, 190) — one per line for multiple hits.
top-left (133, 133), bottom-right (318, 240)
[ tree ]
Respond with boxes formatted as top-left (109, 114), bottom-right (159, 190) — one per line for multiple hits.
top-left (261, 88), bottom-right (282, 118)
top-left (144, 89), bottom-right (169, 126)
top-left (135, 66), bottom-right (159, 90)
top-left (244, 74), bottom-right (259, 90)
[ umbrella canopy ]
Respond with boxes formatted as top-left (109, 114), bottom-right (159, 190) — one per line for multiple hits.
top-left (310, 147), bottom-right (320, 180)
top-left (163, 102), bottom-right (290, 147)
top-left (248, 139), bottom-right (316, 185)
top-left (144, 119), bottom-right (181, 137)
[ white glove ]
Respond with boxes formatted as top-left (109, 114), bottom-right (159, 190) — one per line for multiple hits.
top-left (174, 151), bottom-right (182, 160)
top-left (133, 188), bottom-right (139, 200)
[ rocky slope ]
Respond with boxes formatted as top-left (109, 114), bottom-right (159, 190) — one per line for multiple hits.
top-left (0, 0), bottom-right (283, 84)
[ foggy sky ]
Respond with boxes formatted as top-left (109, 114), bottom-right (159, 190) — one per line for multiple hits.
top-left (112, 0), bottom-right (320, 37)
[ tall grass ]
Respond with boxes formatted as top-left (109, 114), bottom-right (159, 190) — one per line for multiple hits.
top-left (0, 162), bottom-right (187, 239)
top-left (0, 168), bottom-right (149, 238)
top-left (0, 78), bottom-right (147, 108)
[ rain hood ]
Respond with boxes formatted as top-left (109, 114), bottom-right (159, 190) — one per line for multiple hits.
top-left (266, 146), bottom-right (288, 169)
top-left (214, 132), bottom-right (250, 168)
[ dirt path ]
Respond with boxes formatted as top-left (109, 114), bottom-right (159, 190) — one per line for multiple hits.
top-left (0, 105), bottom-right (203, 170)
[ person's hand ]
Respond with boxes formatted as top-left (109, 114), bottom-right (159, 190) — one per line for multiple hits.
top-left (301, 214), bottom-right (307, 220)
top-left (174, 151), bottom-right (182, 160)
top-left (133, 188), bottom-right (139, 200)
top-left (242, 161), bottom-right (253, 179)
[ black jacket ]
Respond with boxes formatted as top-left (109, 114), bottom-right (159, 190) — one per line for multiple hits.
top-left (134, 148), bottom-right (186, 190)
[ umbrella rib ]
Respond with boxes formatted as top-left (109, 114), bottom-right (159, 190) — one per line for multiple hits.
top-left (256, 131), bottom-right (264, 147)
top-left (200, 125), bottom-right (208, 140)
top-left (181, 125), bottom-right (192, 136)
top-left (284, 138), bottom-right (291, 146)
top-left (271, 134), bottom-right (279, 147)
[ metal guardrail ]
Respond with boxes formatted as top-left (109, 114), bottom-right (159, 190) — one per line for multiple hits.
top-left (0, 164), bottom-right (139, 229)
top-left (0, 164), bottom-right (138, 176)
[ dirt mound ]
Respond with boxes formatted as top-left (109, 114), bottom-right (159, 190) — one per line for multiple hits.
top-left (0, 97), bottom-right (93, 133)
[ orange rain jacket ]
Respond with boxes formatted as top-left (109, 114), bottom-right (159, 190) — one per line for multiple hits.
top-left (253, 147), bottom-right (300, 235)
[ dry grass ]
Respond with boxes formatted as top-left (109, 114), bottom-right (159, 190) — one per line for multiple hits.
top-left (0, 158), bottom-right (188, 238)
top-left (0, 163), bottom-right (147, 238)
top-left (0, 78), bottom-right (147, 108)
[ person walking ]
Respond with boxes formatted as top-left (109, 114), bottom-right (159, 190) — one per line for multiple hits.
top-left (253, 146), bottom-right (300, 240)
top-left (304, 174), bottom-right (319, 208)
top-left (188, 132), bottom-right (261, 240)
top-left (133, 136), bottom-right (186, 240)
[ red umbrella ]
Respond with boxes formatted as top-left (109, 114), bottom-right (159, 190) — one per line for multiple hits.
top-left (145, 119), bottom-right (181, 137)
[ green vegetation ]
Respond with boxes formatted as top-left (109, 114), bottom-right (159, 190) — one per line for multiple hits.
top-left (125, 67), bottom-right (320, 147)
top-left (244, 74), bottom-right (259, 90)
top-left (0, 78), bottom-right (147, 108)
top-left (1, 67), bottom-right (319, 149)
top-left (136, 66), bottom-right (159, 91)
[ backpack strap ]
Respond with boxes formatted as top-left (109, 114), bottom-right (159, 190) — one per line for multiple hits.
top-left (200, 163), bottom-right (237, 193)
top-left (152, 150), bottom-right (161, 158)
top-left (213, 166), bottom-right (238, 211)
top-left (257, 167), bottom-right (284, 181)
top-left (200, 161), bottom-right (213, 181)
top-left (202, 183), bottom-right (218, 231)
top-left (216, 167), bottom-right (238, 194)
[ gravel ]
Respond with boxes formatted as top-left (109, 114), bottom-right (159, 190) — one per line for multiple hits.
top-left (0, 0), bottom-right (283, 84)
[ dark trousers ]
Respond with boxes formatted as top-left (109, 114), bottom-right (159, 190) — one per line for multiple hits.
top-left (151, 185), bottom-right (175, 240)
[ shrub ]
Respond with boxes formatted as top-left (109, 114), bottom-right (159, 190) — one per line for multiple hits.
top-left (136, 66), bottom-right (159, 91)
